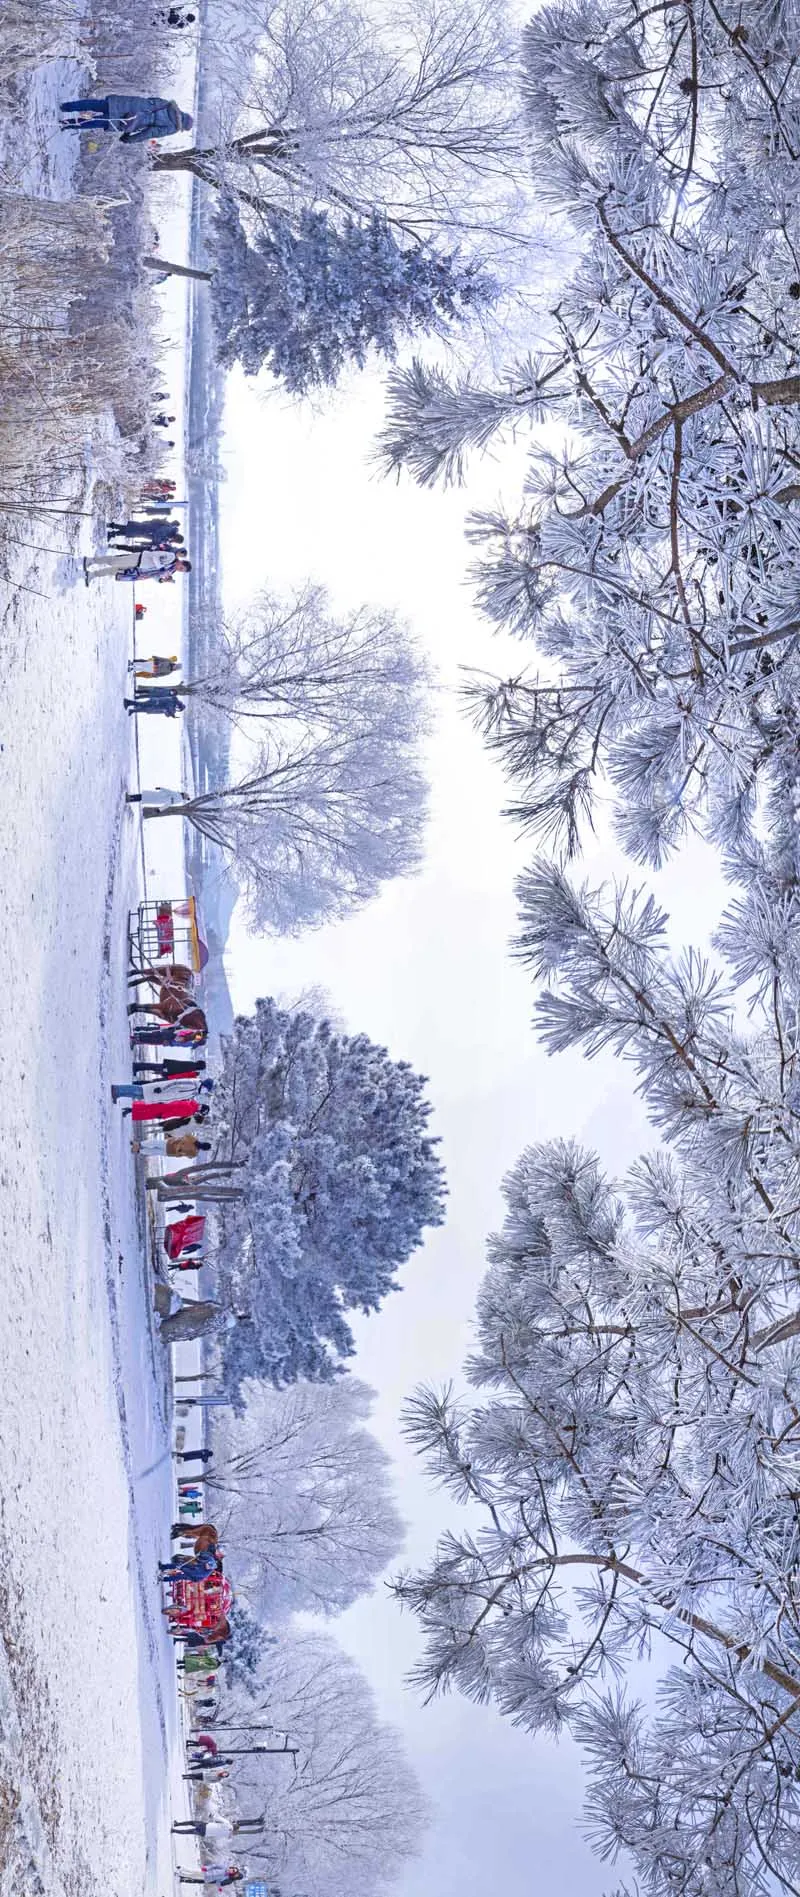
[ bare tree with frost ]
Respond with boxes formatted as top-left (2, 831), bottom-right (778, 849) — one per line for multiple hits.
top-left (180, 583), bottom-right (432, 735)
top-left (218, 1628), bottom-right (427, 1897)
top-left (206, 1377), bottom-right (403, 1619)
top-left (143, 585), bottom-right (432, 932)
top-left (153, 0), bottom-right (528, 257)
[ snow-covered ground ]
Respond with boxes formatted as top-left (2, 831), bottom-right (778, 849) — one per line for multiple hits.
top-left (0, 547), bottom-right (189, 1897)
top-left (0, 51), bottom-right (203, 1897)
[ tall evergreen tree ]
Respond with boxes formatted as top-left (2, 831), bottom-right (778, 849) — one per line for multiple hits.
top-left (212, 204), bottom-right (495, 390)
top-left (192, 998), bottom-right (446, 1395)
top-left (378, 0), bottom-right (800, 870)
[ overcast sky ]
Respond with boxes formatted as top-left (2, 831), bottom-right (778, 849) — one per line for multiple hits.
top-left (212, 360), bottom-right (730, 1895)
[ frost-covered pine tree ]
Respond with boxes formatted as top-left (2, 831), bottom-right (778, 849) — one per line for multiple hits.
top-left (396, 856), bottom-right (800, 1897)
top-left (206, 1377), bottom-right (403, 1618)
top-left (211, 204), bottom-right (496, 390)
top-left (378, 0), bottom-right (800, 868)
top-left (199, 998), bottom-right (445, 1395)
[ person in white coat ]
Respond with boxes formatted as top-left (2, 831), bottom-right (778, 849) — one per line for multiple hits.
top-left (125, 786), bottom-right (188, 808)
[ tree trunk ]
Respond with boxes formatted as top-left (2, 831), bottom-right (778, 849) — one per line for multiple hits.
top-left (155, 1182), bottom-right (244, 1202)
top-left (142, 254), bottom-right (213, 281)
top-left (142, 804), bottom-right (192, 819)
top-left (151, 148), bottom-right (206, 174)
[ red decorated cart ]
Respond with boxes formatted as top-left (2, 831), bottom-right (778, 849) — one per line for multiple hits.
top-left (167, 1572), bottom-right (233, 1632)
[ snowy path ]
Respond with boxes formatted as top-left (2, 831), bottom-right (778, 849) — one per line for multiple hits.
top-left (0, 561), bottom-right (181, 1897)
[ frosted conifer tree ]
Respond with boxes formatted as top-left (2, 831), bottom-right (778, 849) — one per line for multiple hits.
top-left (211, 204), bottom-right (496, 390)
top-left (397, 856), bottom-right (800, 1897)
top-left (192, 998), bottom-right (445, 1395)
top-left (378, 0), bottom-right (800, 868)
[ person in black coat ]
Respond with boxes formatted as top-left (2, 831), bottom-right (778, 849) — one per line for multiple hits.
top-left (108, 518), bottom-right (183, 546)
top-left (124, 689), bottom-right (185, 717)
top-left (132, 1057), bottom-right (206, 1078)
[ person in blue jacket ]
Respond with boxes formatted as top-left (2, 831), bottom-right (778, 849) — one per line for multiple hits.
top-left (59, 95), bottom-right (193, 140)
top-left (158, 1548), bottom-right (219, 1581)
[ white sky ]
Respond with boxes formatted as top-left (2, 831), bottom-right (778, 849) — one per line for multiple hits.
top-left (212, 361), bottom-right (730, 1895)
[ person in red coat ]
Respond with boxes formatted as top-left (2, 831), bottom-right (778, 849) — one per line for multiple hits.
top-left (129, 1097), bottom-right (206, 1123)
top-left (164, 1214), bottom-right (206, 1258)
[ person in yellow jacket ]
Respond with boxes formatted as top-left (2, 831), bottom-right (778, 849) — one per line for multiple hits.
top-left (127, 654), bottom-right (178, 679)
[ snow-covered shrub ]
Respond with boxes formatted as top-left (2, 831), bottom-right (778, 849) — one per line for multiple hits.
top-left (0, 0), bottom-right (82, 87)
top-left (0, 0), bottom-right (187, 549)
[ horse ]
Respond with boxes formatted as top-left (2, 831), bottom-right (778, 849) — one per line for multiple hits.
top-left (170, 1523), bottom-right (219, 1554)
top-left (128, 992), bottom-right (204, 1028)
top-left (128, 962), bottom-right (195, 992)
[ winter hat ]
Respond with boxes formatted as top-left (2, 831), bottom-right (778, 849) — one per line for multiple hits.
top-left (179, 111), bottom-right (194, 129)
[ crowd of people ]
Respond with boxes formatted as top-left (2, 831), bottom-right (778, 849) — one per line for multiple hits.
top-left (63, 83), bottom-right (256, 1849)
top-left (120, 926), bottom-right (254, 1885)
top-left (84, 480), bottom-right (192, 587)
top-left (165, 1506), bottom-right (252, 1889)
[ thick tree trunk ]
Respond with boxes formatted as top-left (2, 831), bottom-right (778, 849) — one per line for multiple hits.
top-left (151, 147), bottom-right (206, 174)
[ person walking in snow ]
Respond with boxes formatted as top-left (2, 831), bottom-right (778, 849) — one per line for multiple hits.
top-left (176, 1446), bottom-right (214, 1465)
top-left (83, 550), bottom-right (191, 584)
top-left (173, 1818), bottom-right (233, 1841)
top-left (173, 1821), bottom-right (259, 1843)
top-left (132, 1057), bottom-right (207, 1079)
top-left (125, 786), bottom-right (188, 809)
top-left (128, 654), bottom-right (179, 678)
top-left (184, 1752), bottom-right (236, 1771)
top-left (121, 1097), bottom-right (210, 1127)
top-left (109, 520), bottom-right (184, 549)
top-left (111, 1075), bottom-right (211, 1103)
top-left (124, 689), bottom-right (185, 716)
top-left (59, 95), bottom-right (193, 140)
top-left (177, 1861), bottom-right (244, 1886)
top-left (129, 1024), bottom-right (207, 1049)
top-left (131, 1131), bottom-right (211, 1156)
